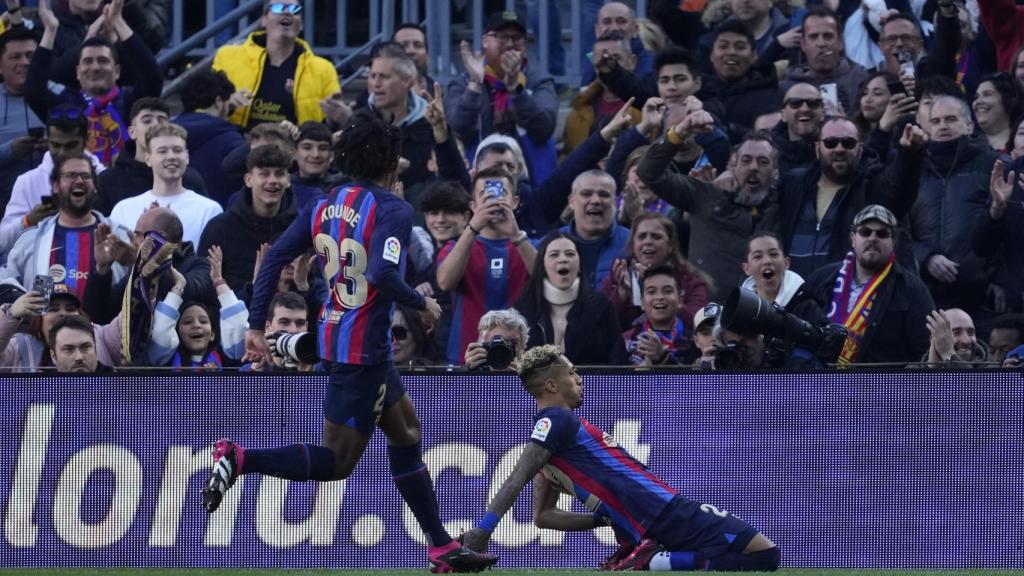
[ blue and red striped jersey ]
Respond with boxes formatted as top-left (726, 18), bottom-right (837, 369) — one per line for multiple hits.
top-left (530, 407), bottom-right (677, 541)
top-left (438, 237), bottom-right (528, 364)
top-left (248, 181), bottom-right (426, 365)
top-left (49, 222), bottom-right (98, 301)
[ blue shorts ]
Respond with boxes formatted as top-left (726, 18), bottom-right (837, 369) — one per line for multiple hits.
top-left (323, 361), bottom-right (406, 435)
top-left (646, 495), bottom-right (758, 558)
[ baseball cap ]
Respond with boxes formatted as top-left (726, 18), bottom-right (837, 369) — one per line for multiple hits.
top-left (693, 302), bottom-right (722, 331)
top-left (51, 283), bottom-right (82, 306)
top-left (485, 11), bottom-right (527, 35)
top-left (852, 204), bottom-right (897, 228)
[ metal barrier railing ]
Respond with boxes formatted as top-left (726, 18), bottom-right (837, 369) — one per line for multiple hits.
top-left (158, 0), bottom-right (624, 94)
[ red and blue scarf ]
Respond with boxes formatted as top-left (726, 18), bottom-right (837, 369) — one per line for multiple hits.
top-left (828, 251), bottom-right (894, 365)
top-left (83, 85), bottom-right (126, 167)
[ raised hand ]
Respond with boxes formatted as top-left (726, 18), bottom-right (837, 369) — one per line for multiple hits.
top-left (421, 81), bottom-right (448, 142)
top-left (420, 296), bottom-right (441, 329)
top-left (776, 25), bottom-right (802, 49)
top-left (37, 0), bottom-right (59, 30)
top-left (293, 253), bottom-right (316, 291)
top-left (638, 97), bottom-right (666, 138)
top-left (600, 97), bottom-right (636, 142)
top-left (460, 40), bottom-right (485, 84)
top-left (320, 93), bottom-right (353, 127)
top-left (898, 122), bottom-right (928, 151)
top-left (989, 159), bottom-right (1016, 220)
top-left (501, 50), bottom-right (522, 87)
top-left (93, 223), bottom-right (116, 273)
top-left (208, 245), bottom-right (224, 284)
top-left (252, 242), bottom-right (271, 283)
top-left (9, 291), bottom-right (46, 319)
top-left (925, 309), bottom-right (954, 361)
top-left (878, 92), bottom-right (917, 132)
top-left (674, 110), bottom-right (714, 139)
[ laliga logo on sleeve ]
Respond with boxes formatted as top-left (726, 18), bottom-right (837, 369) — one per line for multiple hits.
top-left (383, 237), bottom-right (402, 264)
top-left (531, 417), bottom-right (552, 441)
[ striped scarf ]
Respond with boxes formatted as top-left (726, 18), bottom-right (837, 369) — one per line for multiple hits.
top-left (83, 85), bottom-right (126, 167)
top-left (484, 63), bottom-right (526, 115)
top-left (828, 251), bottom-right (894, 365)
top-left (120, 232), bottom-right (176, 365)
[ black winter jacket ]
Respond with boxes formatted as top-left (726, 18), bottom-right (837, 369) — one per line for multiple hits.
top-left (516, 286), bottom-right (629, 366)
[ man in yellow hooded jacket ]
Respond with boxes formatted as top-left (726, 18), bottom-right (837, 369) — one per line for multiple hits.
top-left (213, 0), bottom-right (342, 130)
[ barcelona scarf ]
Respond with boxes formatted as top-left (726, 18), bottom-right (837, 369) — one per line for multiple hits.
top-left (171, 348), bottom-right (224, 372)
top-left (83, 85), bottom-right (126, 167)
top-left (484, 63), bottom-right (526, 117)
top-left (120, 232), bottom-right (177, 365)
top-left (828, 251), bottom-right (894, 365)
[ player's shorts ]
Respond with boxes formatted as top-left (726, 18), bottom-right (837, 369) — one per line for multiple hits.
top-left (646, 495), bottom-right (760, 559)
top-left (323, 361), bottom-right (406, 435)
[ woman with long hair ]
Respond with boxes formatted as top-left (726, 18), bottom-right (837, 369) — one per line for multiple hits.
top-left (602, 212), bottom-right (711, 332)
top-left (515, 232), bottom-right (628, 365)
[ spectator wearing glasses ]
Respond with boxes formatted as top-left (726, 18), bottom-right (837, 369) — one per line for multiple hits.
top-left (776, 7), bottom-right (870, 116)
top-left (876, 8), bottom-right (959, 83)
top-left (28, 0), bottom-right (163, 167)
top-left (806, 204), bottom-right (935, 366)
top-left (778, 117), bottom-right (928, 281)
top-left (448, 11), bottom-right (558, 186)
top-left (212, 0), bottom-right (341, 129)
top-left (771, 83), bottom-right (825, 175)
top-left (0, 153), bottom-right (130, 300)
top-left (910, 95), bottom-right (998, 313)
top-left (0, 104), bottom-right (104, 257)
top-left (391, 303), bottom-right (442, 367)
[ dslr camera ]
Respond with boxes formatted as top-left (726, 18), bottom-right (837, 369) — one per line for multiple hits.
top-left (721, 288), bottom-right (848, 368)
top-left (268, 331), bottom-right (319, 368)
top-left (480, 336), bottom-right (515, 370)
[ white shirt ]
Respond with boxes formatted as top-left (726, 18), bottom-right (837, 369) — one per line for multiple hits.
top-left (109, 189), bottom-right (223, 247)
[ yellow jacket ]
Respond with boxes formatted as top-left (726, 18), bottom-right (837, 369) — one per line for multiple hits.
top-left (562, 81), bottom-right (641, 156)
top-left (213, 31), bottom-right (340, 127)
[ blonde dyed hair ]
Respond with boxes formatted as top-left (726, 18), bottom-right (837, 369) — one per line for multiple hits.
top-left (516, 344), bottom-right (565, 397)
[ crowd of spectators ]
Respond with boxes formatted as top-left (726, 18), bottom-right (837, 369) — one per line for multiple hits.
top-left (0, 0), bottom-right (1023, 373)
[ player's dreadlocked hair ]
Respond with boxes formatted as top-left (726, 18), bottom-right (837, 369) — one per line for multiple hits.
top-left (333, 107), bottom-right (402, 183)
top-left (515, 344), bottom-right (564, 398)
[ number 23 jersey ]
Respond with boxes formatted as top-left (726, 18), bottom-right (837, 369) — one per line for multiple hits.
top-left (310, 183), bottom-right (425, 365)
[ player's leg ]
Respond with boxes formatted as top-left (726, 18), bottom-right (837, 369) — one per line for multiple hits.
top-left (703, 533), bottom-right (779, 571)
top-left (201, 363), bottom-right (378, 512)
top-left (378, 371), bottom-right (497, 573)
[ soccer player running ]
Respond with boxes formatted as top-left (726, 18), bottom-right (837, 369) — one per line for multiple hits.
top-left (201, 108), bottom-right (497, 573)
top-left (461, 345), bottom-right (780, 572)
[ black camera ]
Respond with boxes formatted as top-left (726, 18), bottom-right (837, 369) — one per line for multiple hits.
top-left (480, 336), bottom-right (515, 370)
top-left (722, 288), bottom-right (848, 366)
top-left (269, 331), bottom-right (319, 367)
top-left (714, 341), bottom-right (749, 371)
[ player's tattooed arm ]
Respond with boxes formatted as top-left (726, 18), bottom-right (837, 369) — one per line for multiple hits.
top-left (533, 474), bottom-right (597, 531)
top-left (463, 443), bottom-right (552, 551)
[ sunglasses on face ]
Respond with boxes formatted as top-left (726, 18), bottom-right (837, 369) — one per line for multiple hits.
top-left (785, 97), bottom-right (823, 110)
top-left (855, 226), bottom-right (892, 239)
top-left (822, 137), bottom-right (859, 150)
top-left (267, 3), bottom-right (302, 15)
top-left (391, 325), bottom-right (409, 341)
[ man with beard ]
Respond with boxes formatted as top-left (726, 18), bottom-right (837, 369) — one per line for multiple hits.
top-left (770, 83), bottom-right (825, 174)
top-left (778, 117), bottom-right (928, 280)
top-left (0, 153), bottom-right (129, 300)
top-left (806, 205), bottom-right (934, 366)
top-left (922, 308), bottom-right (990, 367)
top-left (0, 104), bottom-right (104, 257)
top-left (777, 7), bottom-right (870, 116)
top-left (109, 123), bottom-right (222, 248)
top-left (637, 110), bottom-right (779, 302)
top-left (909, 95), bottom-right (998, 313)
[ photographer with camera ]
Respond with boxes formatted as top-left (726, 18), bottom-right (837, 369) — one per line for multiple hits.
top-left (463, 308), bottom-right (529, 371)
top-left (709, 320), bottom-right (767, 371)
top-left (241, 291), bottom-right (315, 372)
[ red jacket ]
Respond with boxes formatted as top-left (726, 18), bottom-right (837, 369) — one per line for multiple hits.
top-left (978, 0), bottom-right (1024, 71)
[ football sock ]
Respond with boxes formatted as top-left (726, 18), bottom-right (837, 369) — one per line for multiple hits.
top-left (704, 546), bottom-right (780, 571)
top-left (388, 442), bottom-right (452, 547)
top-left (649, 550), bottom-right (707, 571)
top-left (243, 444), bottom-right (336, 481)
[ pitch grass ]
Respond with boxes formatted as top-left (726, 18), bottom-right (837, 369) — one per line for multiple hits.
top-left (0, 565), bottom-right (1011, 569)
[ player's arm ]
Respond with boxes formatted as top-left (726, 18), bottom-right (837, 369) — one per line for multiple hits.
top-left (366, 201), bottom-right (427, 309)
top-left (533, 473), bottom-right (601, 531)
top-left (248, 203), bottom-right (316, 329)
top-left (462, 443), bottom-right (552, 551)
